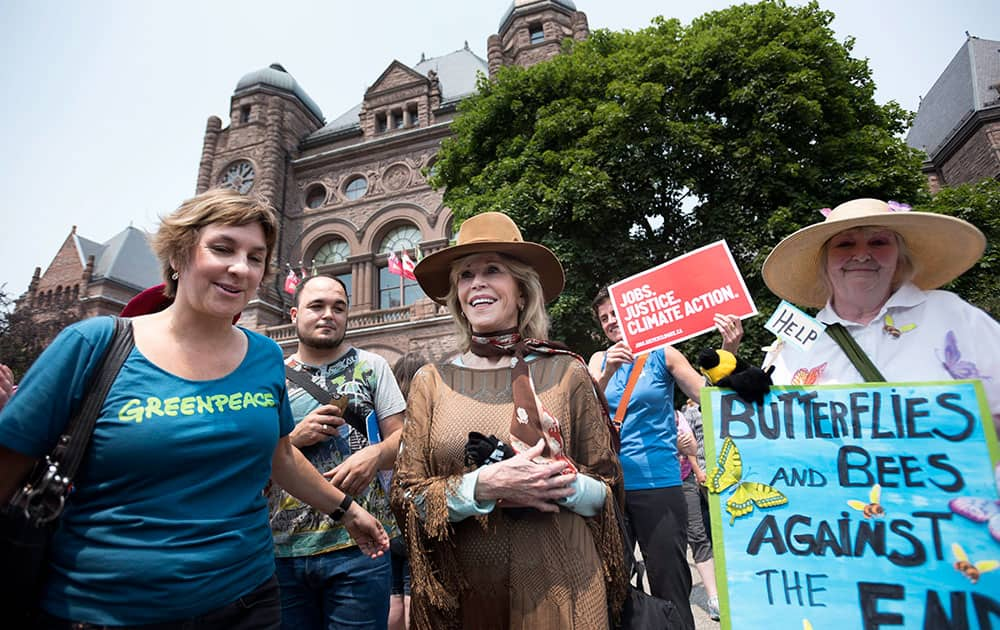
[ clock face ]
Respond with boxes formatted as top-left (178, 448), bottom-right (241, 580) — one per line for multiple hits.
top-left (220, 160), bottom-right (255, 193)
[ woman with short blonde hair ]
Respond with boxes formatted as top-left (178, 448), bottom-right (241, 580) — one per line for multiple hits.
top-left (0, 188), bottom-right (387, 627)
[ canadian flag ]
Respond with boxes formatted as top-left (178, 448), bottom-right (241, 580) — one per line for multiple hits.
top-left (400, 251), bottom-right (417, 281)
top-left (387, 251), bottom-right (404, 276)
top-left (283, 269), bottom-right (300, 295)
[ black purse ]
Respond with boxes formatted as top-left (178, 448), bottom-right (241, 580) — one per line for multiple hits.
top-left (0, 317), bottom-right (134, 625)
top-left (613, 501), bottom-right (685, 630)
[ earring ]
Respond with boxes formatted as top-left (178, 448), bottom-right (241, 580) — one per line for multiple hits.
top-left (171, 271), bottom-right (179, 280)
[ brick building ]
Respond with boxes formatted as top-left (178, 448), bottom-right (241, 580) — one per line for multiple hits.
top-left (18, 225), bottom-right (160, 323)
top-left (17, 0), bottom-right (589, 363)
top-left (907, 35), bottom-right (1000, 191)
top-left (196, 0), bottom-right (588, 362)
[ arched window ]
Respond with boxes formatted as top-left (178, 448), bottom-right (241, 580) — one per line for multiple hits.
top-left (314, 239), bottom-right (350, 265)
top-left (378, 225), bottom-right (423, 308)
top-left (312, 239), bottom-right (352, 301)
top-left (379, 225), bottom-right (421, 255)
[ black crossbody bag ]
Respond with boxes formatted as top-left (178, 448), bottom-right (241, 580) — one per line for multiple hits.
top-left (284, 365), bottom-right (370, 439)
top-left (0, 317), bottom-right (134, 624)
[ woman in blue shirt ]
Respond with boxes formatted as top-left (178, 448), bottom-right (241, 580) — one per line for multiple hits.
top-left (588, 286), bottom-right (741, 630)
top-left (0, 188), bottom-right (387, 628)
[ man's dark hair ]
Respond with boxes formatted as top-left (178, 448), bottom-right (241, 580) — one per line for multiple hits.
top-left (293, 274), bottom-right (350, 308)
top-left (590, 286), bottom-right (610, 323)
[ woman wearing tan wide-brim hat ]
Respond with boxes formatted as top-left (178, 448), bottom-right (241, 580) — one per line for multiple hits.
top-left (392, 212), bottom-right (628, 629)
top-left (761, 198), bottom-right (1000, 429)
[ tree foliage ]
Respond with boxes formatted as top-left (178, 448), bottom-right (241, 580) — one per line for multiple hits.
top-left (0, 286), bottom-right (78, 380)
top-left (914, 179), bottom-right (1000, 317)
top-left (432, 0), bottom-right (927, 358)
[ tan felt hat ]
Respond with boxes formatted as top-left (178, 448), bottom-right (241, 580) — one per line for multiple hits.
top-left (414, 212), bottom-right (565, 305)
top-left (762, 198), bottom-right (985, 308)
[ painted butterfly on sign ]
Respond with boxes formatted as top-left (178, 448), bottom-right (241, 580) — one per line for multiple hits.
top-left (707, 437), bottom-right (788, 524)
top-left (948, 463), bottom-right (1000, 543)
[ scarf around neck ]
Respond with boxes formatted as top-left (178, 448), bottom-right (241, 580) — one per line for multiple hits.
top-left (469, 328), bottom-right (617, 470)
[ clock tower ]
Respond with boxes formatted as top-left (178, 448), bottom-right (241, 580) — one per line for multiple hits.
top-left (195, 63), bottom-right (325, 329)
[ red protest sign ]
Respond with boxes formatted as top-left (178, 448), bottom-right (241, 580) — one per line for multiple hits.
top-left (608, 240), bottom-right (756, 353)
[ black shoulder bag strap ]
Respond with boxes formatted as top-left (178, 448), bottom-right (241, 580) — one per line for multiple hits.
top-left (284, 365), bottom-right (337, 405)
top-left (284, 365), bottom-right (366, 436)
top-left (825, 322), bottom-right (886, 383)
top-left (17, 316), bottom-right (134, 525)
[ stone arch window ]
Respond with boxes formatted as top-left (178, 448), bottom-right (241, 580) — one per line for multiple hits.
top-left (379, 225), bottom-right (421, 255)
top-left (378, 224), bottom-right (423, 308)
top-left (344, 176), bottom-right (368, 201)
top-left (314, 239), bottom-right (350, 265)
top-left (305, 183), bottom-right (327, 209)
top-left (312, 238), bottom-right (352, 301)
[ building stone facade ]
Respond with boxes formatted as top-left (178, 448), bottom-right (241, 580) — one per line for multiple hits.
top-left (18, 225), bottom-right (160, 327)
top-left (907, 35), bottom-right (1000, 191)
top-left (195, 0), bottom-right (588, 364)
top-left (14, 0), bottom-right (590, 364)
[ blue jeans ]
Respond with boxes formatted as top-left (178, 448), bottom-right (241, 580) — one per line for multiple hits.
top-left (275, 547), bottom-right (391, 630)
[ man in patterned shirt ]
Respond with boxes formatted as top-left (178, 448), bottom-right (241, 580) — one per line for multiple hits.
top-left (270, 274), bottom-right (405, 629)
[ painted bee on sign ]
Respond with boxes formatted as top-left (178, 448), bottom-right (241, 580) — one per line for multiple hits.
top-left (847, 484), bottom-right (885, 519)
top-left (951, 542), bottom-right (999, 584)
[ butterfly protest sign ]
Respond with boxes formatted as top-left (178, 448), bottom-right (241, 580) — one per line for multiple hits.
top-left (607, 240), bottom-right (756, 354)
top-left (701, 381), bottom-right (1000, 630)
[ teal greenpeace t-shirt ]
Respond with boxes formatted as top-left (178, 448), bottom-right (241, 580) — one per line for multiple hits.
top-left (0, 316), bottom-right (293, 625)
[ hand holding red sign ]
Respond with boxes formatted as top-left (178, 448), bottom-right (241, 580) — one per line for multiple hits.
top-left (608, 240), bottom-right (757, 353)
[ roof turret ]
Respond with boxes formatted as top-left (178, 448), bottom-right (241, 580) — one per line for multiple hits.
top-left (498, 0), bottom-right (577, 31)
top-left (234, 63), bottom-right (323, 122)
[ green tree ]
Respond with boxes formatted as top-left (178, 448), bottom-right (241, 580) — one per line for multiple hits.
top-left (0, 285), bottom-right (78, 380)
top-left (432, 0), bottom-right (926, 357)
top-left (914, 179), bottom-right (1000, 317)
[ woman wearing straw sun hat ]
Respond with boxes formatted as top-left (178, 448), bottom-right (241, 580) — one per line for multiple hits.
top-left (390, 212), bottom-right (627, 629)
top-left (761, 197), bottom-right (1000, 430)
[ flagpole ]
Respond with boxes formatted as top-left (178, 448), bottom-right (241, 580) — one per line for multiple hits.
top-left (398, 250), bottom-right (404, 307)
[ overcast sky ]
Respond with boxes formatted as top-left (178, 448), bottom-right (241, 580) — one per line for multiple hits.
top-left (1, 0), bottom-right (997, 298)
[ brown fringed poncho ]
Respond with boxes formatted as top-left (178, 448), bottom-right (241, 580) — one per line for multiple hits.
top-left (391, 354), bottom-right (627, 630)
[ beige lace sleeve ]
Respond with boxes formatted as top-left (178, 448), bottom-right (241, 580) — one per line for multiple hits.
top-left (565, 358), bottom-right (628, 622)
top-left (390, 364), bottom-right (464, 617)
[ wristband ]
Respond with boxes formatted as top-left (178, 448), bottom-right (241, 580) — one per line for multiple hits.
top-left (329, 494), bottom-right (354, 522)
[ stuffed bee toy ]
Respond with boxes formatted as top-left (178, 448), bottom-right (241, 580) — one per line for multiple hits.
top-left (697, 349), bottom-right (774, 405)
